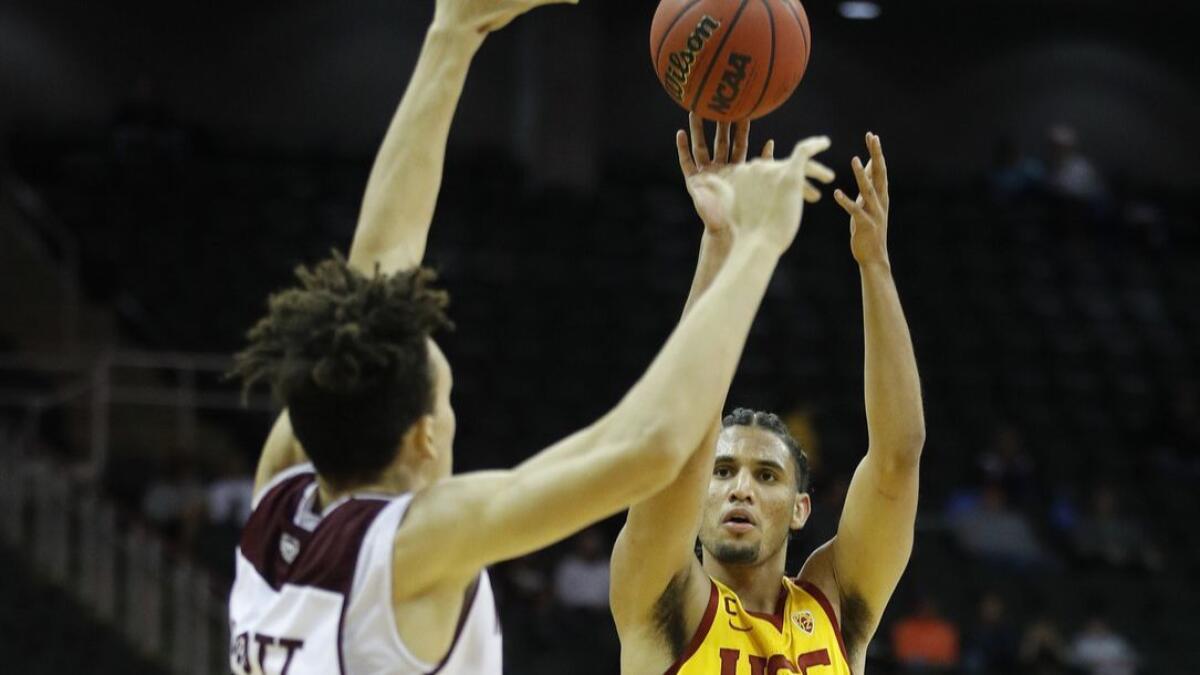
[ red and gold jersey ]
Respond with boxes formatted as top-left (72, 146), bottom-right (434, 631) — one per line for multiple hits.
top-left (666, 576), bottom-right (852, 675)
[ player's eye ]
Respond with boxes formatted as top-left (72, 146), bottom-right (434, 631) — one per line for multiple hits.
top-left (714, 466), bottom-right (733, 479)
top-left (758, 471), bottom-right (776, 482)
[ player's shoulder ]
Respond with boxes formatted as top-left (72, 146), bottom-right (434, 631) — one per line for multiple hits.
top-left (251, 462), bottom-right (315, 509)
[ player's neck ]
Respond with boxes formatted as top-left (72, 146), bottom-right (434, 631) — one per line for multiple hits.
top-left (314, 465), bottom-right (422, 510)
top-left (702, 544), bottom-right (789, 615)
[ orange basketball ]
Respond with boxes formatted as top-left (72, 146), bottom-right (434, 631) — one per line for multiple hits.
top-left (650, 0), bottom-right (811, 122)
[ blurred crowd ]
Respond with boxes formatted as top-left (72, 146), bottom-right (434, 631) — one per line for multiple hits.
top-left (3, 91), bottom-right (1199, 673)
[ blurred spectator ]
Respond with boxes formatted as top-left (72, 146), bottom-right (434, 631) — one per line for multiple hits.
top-left (1069, 616), bottom-right (1138, 675)
top-left (551, 529), bottom-right (617, 675)
top-left (140, 456), bottom-right (205, 551)
top-left (891, 596), bottom-right (961, 671)
top-left (1043, 125), bottom-right (1107, 206)
top-left (951, 484), bottom-right (1046, 569)
top-left (206, 454), bottom-right (254, 527)
top-left (963, 592), bottom-right (1019, 673)
top-left (553, 528), bottom-right (610, 610)
top-left (987, 137), bottom-right (1044, 204)
top-left (1071, 486), bottom-right (1163, 571)
top-left (1019, 616), bottom-right (1072, 674)
top-left (977, 424), bottom-right (1037, 506)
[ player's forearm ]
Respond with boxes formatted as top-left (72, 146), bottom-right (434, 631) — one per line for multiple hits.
top-left (349, 26), bottom-right (483, 275)
top-left (607, 236), bottom-right (779, 461)
top-left (860, 261), bottom-right (925, 463)
top-left (680, 231), bottom-right (733, 317)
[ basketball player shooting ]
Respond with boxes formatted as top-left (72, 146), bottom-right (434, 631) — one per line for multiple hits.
top-left (611, 122), bottom-right (924, 674)
top-left (224, 0), bottom-right (835, 672)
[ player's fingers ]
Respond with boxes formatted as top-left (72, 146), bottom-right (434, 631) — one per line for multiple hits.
top-left (834, 189), bottom-right (868, 219)
top-left (689, 113), bottom-right (711, 166)
top-left (676, 129), bottom-right (698, 177)
top-left (761, 139), bottom-right (775, 160)
top-left (803, 181), bottom-right (822, 204)
top-left (791, 136), bottom-right (832, 160)
top-left (868, 133), bottom-right (890, 200)
top-left (851, 156), bottom-right (879, 211)
top-left (732, 120), bottom-right (751, 164)
top-left (806, 160), bottom-right (836, 184)
top-left (714, 121), bottom-right (732, 164)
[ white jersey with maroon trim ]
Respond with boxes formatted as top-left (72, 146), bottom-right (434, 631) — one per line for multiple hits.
top-left (229, 464), bottom-right (502, 675)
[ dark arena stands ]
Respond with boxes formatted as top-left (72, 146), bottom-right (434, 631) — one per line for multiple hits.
top-left (2, 1), bottom-right (1198, 673)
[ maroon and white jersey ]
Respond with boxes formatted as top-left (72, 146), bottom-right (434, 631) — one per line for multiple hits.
top-left (229, 464), bottom-right (502, 675)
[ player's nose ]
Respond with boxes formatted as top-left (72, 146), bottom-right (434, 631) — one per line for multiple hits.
top-left (728, 468), bottom-right (755, 503)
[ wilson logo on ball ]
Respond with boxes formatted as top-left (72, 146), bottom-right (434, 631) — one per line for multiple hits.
top-left (708, 52), bottom-right (751, 116)
top-left (663, 15), bottom-right (721, 104)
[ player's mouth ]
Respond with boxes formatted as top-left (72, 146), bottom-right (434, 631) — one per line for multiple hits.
top-left (721, 508), bottom-right (757, 533)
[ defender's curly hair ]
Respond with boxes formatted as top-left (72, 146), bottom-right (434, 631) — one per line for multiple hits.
top-left (722, 408), bottom-right (811, 493)
top-left (231, 253), bottom-right (453, 488)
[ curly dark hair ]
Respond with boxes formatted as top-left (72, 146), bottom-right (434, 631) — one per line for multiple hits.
top-left (231, 253), bottom-right (453, 488)
top-left (721, 408), bottom-right (811, 494)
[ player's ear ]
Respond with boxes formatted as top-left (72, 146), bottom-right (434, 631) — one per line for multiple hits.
top-left (790, 492), bottom-right (812, 531)
top-left (401, 415), bottom-right (439, 464)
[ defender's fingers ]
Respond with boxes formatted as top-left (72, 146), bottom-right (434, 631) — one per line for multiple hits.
top-left (689, 113), bottom-right (711, 166)
top-left (676, 129), bottom-right (698, 177)
top-left (806, 160), bottom-right (836, 184)
top-left (732, 120), bottom-right (751, 163)
top-left (713, 121), bottom-right (732, 164)
top-left (791, 136), bottom-right (832, 160)
top-left (761, 139), bottom-right (776, 160)
top-left (803, 182), bottom-right (822, 203)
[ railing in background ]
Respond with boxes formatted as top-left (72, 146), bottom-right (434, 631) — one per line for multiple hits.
top-left (0, 443), bottom-right (229, 674)
top-left (0, 350), bottom-right (277, 675)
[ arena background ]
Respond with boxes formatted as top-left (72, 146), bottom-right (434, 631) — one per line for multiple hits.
top-left (1, 0), bottom-right (1198, 673)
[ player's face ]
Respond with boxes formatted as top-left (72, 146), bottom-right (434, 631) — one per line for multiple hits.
top-left (698, 426), bottom-right (805, 566)
top-left (427, 339), bottom-right (457, 479)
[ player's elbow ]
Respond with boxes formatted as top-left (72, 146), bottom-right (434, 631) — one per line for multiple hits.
top-left (881, 429), bottom-right (925, 471)
top-left (605, 423), bottom-right (694, 495)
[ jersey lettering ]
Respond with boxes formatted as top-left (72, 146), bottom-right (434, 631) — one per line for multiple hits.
top-left (232, 630), bottom-right (304, 675)
top-left (718, 648), bottom-right (832, 675)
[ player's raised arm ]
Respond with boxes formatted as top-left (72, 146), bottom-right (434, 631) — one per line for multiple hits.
top-left (608, 124), bottom-right (833, 637)
top-left (250, 0), bottom-right (574, 496)
top-left (394, 138), bottom-right (833, 592)
top-left (822, 132), bottom-right (925, 637)
top-left (348, 0), bottom-right (576, 276)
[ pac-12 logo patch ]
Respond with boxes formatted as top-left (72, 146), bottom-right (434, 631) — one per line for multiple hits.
top-left (280, 533), bottom-right (301, 564)
top-left (793, 610), bottom-right (815, 635)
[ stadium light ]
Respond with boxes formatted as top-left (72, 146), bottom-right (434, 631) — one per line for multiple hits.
top-left (839, 1), bottom-right (882, 20)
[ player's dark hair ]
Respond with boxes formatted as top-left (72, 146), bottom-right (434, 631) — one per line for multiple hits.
top-left (721, 408), bottom-right (810, 493)
top-left (231, 253), bottom-right (452, 489)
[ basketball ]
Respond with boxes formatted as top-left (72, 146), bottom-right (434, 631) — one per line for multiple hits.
top-left (650, 0), bottom-right (811, 122)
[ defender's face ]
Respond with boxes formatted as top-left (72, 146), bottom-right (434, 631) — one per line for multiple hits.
top-left (427, 339), bottom-right (457, 479)
top-left (698, 426), bottom-right (809, 566)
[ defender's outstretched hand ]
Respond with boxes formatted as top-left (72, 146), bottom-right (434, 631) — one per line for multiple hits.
top-left (687, 135), bottom-right (834, 252)
top-left (835, 132), bottom-right (891, 267)
top-left (677, 113), bottom-right (774, 236)
top-left (434, 0), bottom-right (578, 35)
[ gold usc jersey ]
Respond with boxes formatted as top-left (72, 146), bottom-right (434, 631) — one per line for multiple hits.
top-left (666, 576), bottom-right (852, 675)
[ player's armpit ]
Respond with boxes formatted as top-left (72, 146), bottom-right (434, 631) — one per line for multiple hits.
top-left (610, 427), bottom-right (715, 634)
top-left (829, 448), bottom-right (919, 631)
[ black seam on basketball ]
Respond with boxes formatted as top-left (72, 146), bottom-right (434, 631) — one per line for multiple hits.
top-left (749, 0), bottom-right (777, 118)
top-left (782, 0), bottom-right (809, 57)
top-left (655, 0), bottom-right (707, 71)
top-left (689, 0), bottom-right (752, 112)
